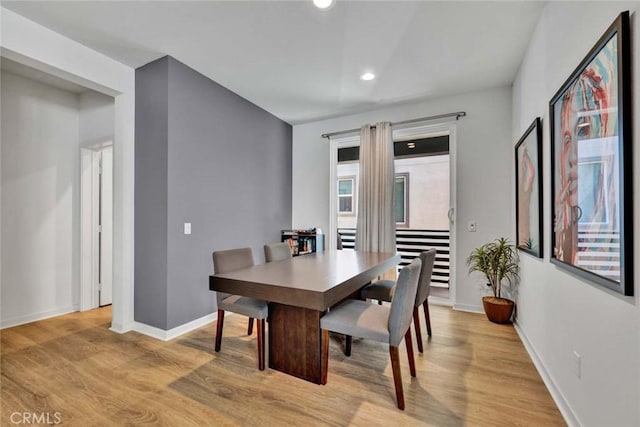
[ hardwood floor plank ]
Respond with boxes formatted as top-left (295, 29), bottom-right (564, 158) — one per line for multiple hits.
top-left (0, 306), bottom-right (564, 426)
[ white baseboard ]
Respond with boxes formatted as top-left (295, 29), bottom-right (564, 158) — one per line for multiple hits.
top-left (0, 305), bottom-right (79, 329)
top-left (110, 321), bottom-right (134, 334)
top-left (132, 312), bottom-right (218, 341)
top-left (513, 322), bottom-right (580, 427)
top-left (453, 303), bottom-right (484, 314)
top-left (428, 296), bottom-right (453, 307)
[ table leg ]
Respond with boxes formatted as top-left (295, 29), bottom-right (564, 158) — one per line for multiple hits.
top-left (268, 302), bottom-right (323, 384)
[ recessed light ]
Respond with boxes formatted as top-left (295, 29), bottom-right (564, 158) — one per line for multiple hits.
top-left (360, 72), bottom-right (375, 81)
top-left (313, 0), bottom-right (334, 9)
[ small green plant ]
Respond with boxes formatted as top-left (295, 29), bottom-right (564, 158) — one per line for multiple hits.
top-left (466, 237), bottom-right (520, 298)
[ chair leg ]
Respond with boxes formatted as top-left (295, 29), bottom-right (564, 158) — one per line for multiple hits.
top-left (389, 346), bottom-right (405, 410)
top-left (321, 329), bottom-right (330, 385)
top-left (215, 310), bottom-right (225, 352)
top-left (404, 329), bottom-right (416, 377)
top-left (257, 318), bottom-right (265, 371)
top-left (345, 335), bottom-right (352, 357)
top-left (412, 307), bottom-right (423, 353)
top-left (423, 301), bottom-right (432, 336)
top-left (247, 318), bottom-right (254, 335)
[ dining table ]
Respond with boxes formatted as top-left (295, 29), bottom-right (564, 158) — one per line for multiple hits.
top-left (209, 249), bottom-right (400, 384)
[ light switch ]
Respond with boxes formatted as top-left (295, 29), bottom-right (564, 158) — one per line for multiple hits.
top-left (184, 222), bottom-right (191, 235)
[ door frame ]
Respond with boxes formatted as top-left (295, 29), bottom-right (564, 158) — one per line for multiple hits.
top-left (329, 134), bottom-right (360, 249)
top-left (328, 122), bottom-right (457, 304)
top-left (80, 143), bottom-right (113, 311)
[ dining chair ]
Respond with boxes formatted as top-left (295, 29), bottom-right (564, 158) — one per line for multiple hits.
top-left (264, 242), bottom-right (293, 262)
top-left (361, 249), bottom-right (437, 352)
top-left (212, 247), bottom-right (268, 370)
top-left (320, 258), bottom-right (422, 410)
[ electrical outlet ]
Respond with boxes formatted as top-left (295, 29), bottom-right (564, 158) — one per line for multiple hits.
top-left (467, 220), bottom-right (477, 232)
top-left (573, 351), bottom-right (581, 379)
top-left (184, 222), bottom-right (191, 235)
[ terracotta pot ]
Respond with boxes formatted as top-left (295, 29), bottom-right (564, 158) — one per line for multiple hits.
top-left (482, 296), bottom-right (515, 324)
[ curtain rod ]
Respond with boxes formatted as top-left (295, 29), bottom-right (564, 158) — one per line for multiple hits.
top-left (320, 111), bottom-right (466, 139)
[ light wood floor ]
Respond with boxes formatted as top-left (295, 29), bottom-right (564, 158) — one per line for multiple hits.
top-left (1, 305), bottom-right (564, 426)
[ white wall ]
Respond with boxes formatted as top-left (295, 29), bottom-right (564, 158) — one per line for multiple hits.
top-left (79, 91), bottom-right (114, 147)
top-left (512, 3), bottom-right (640, 426)
top-left (1, 71), bottom-right (80, 327)
top-left (292, 86), bottom-right (514, 311)
top-left (1, 7), bottom-right (135, 332)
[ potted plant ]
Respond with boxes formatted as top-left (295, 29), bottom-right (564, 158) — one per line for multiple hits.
top-left (466, 237), bottom-right (520, 324)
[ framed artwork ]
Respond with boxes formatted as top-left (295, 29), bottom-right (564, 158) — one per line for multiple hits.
top-left (549, 11), bottom-right (633, 295)
top-left (515, 117), bottom-right (543, 258)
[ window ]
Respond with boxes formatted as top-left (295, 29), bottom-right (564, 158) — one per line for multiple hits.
top-left (337, 174), bottom-right (409, 224)
top-left (338, 177), bottom-right (355, 214)
top-left (395, 173), bottom-right (409, 226)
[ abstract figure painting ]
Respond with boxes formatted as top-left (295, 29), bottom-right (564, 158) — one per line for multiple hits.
top-left (515, 118), bottom-right (543, 258)
top-left (549, 11), bottom-right (632, 295)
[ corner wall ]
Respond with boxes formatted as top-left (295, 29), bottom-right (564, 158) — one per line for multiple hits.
top-left (512, 3), bottom-right (640, 425)
top-left (135, 56), bottom-right (292, 330)
top-left (134, 57), bottom-right (169, 329)
top-left (292, 86), bottom-right (514, 311)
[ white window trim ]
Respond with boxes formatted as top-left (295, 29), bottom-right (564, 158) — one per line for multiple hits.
top-left (395, 173), bottom-right (409, 227)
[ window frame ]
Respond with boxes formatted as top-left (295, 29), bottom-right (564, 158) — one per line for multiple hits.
top-left (337, 176), bottom-right (356, 215)
top-left (395, 173), bottom-right (410, 227)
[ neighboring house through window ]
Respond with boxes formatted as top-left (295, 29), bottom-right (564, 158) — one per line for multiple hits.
top-left (338, 177), bottom-right (355, 214)
top-left (337, 174), bottom-right (409, 226)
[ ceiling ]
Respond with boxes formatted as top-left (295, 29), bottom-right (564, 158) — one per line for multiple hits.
top-left (2, 1), bottom-right (545, 124)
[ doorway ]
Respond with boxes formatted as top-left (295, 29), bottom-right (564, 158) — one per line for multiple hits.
top-left (81, 145), bottom-right (113, 309)
top-left (330, 122), bottom-right (457, 304)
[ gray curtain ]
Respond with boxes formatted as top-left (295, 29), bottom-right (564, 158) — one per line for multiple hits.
top-left (355, 122), bottom-right (396, 255)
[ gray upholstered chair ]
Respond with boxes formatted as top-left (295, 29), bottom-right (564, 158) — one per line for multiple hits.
top-left (361, 249), bottom-right (437, 353)
top-left (212, 247), bottom-right (268, 370)
top-left (320, 258), bottom-right (422, 410)
top-left (264, 242), bottom-right (292, 263)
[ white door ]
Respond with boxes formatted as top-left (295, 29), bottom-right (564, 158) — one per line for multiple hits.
top-left (99, 147), bottom-right (113, 306)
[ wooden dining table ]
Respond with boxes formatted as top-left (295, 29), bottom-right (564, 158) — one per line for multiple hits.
top-left (209, 250), bottom-right (400, 384)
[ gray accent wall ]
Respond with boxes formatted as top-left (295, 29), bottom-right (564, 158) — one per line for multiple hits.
top-left (135, 56), bottom-right (292, 330)
top-left (135, 57), bottom-right (169, 329)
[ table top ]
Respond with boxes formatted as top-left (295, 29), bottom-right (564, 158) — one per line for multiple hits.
top-left (209, 250), bottom-right (400, 311)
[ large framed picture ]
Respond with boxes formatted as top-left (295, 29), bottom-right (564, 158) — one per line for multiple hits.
top-left (515, 117), bottom-right (543, 258)
top-left (549, 11), bottom-right (633, 295)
